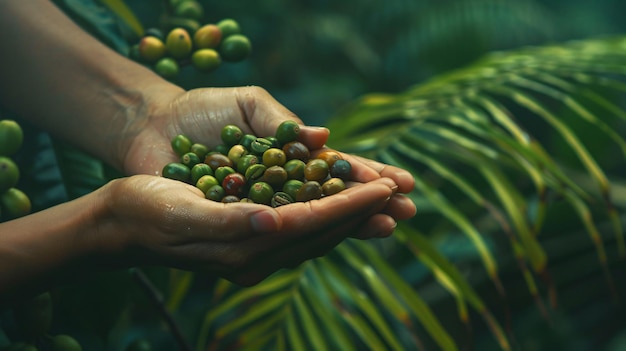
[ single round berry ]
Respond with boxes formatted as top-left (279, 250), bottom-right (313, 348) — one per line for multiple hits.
top-left (322, 178), bottom-right (346, 196)
top-left (316, 150), bottom-right (342, 168)
top-left (219, 34), bottom-right (251, 62)
top-left (262, 148), bottom-right (286, 167)
top-left (282, 141), bottom-right (310, 162)
top-left (296, 181), bottom-right (323, 202)
top-left (162, 162), bottom-right (191, 182)
top-left (330, 159), bottom-right (352, 180)
top-left (304, 159), bottom-right (329, 183)
top-left (275, 120), bottom-right (300, 145)
top-left (221, 124), bottom-right (244, 146)
top-left (248, 182), bottom-right (274, 205)
top-left (222, 172), bottom-right (246, 196)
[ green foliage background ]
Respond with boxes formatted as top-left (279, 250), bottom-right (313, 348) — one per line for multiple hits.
top-left (2, 0), bottom-right (626, 350)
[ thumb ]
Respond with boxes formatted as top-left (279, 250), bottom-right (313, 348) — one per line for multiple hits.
top-left (235, 86), bottom-right (330, 149)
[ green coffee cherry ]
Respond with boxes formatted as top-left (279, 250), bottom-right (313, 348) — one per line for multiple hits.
top-left (215, 166), bottom-right (236, 184)
top-left (190, 143), bottom-right (210, 159)
top-left (296, 181), bottom-right (323, 202)
top-left (304, 159), bottom-right (329, 183)
top-left (265, 136), bottom-right (280, 148)
top-left (171, 134), bottom-right (193, 157)
top-left (0, 120), bottom-right (24, 156)
top-left (162, 162), bottom-right (191, 183)
top-left (248, 182), bottom-right (273, 205)
top-left (216, 18), bottom-right (241, 39)
top-left (282, 141), bottom-right (310, 162)
top-left (195, 175), bottom-right (219, 194)
top-left (240, 134), bottom-right (256, 150)
top-left (322, 178), bottom-right (346, 196)
top-left (166, 28), bottom-right (193, 60)
top-left (283, 159), bottom-right (305, 180)
top-left (0, 187), bottom-right (31, 219)
top-left (154, 57), bottom-right (179, 80)
top-left (194, 24), bottom-right (222, 49)
top-left (262, 148), bottom-right (286, 167)
top-left (138, 36), bottom-right (166, 63)
top-left (275, 120), bottom-right (300, 145)
top-left (219, 34), bottom-right (251, 62)
top-left (191, 49), bottom-right (221, 73)
top-left (330, 159), bottom-right (352, 180)
top-left (236, 154), bottom-right (259, 173)
top-left (227, 144), bottom-right (248, 165)
top-left (283, 179), bottom-right (304, 200)
top-left (213, 144), bottom-right (230, 155)
top-left (250, 138), bottom-right (272, 155)
top-left (271, 192), bottom-right (293, 208)
top-left (174, 0), bottom-right (204, 21)
top-left (262, 165), bottom-right (287, 189)
top-left (191, 163), bottom-right (213, 184)
top-left (181, 152), bottom-right (201, 168)
top-left (206, 184), bottom-right (225, 201)
top-left (0, 156), bottom-right (19, 192)
top-left (221, 124), bottom-right (243, 146)
top-left (204, 153), bottom-right (233, 170)
top-left (244, 164), bottom-right (266, 184)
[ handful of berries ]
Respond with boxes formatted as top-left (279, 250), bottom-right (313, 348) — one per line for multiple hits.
top-left (162, 121), bottom-right (353, 206)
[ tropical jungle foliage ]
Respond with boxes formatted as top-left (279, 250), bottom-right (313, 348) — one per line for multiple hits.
top-left (2, 0), bottom-right (626, 350)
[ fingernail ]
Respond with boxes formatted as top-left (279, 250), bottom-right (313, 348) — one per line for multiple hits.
top-left (300, 126), bottom-right (329, 132)
top-left (391, 185), bottom-right (399, 194)
top-left (250, 210), bottom-right (280, 233)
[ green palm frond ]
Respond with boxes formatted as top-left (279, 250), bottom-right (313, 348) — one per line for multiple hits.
top-left (198, 36), bottom-right (626, 350)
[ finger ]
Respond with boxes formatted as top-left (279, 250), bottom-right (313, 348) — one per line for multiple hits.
top-left (309, 147), bottom-right (415, 194)
top-left (178, 202), bottom-right (282, 242)
top-left (297, 126), bottom-right (330, 150)
top-left (351, 213), bottom-right (398, 239)
top-left (273, 180), bottom-right (394, 235)
top-left (233, 86), bottom-right (332, 149)
top-left (235, 86), bottom-right (301, 134)
top-left (381, 194), bottom-right (417, 221)
top-left (234, 209), bottom-right (374, 278)
top-left (343, 154), bottom-right (415, 194)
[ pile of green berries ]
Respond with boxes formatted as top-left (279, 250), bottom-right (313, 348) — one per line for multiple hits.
top-left (0, 119), bottom-right (31, 222)
top-left (130, 0), bottom-right (252, 80)
top-left (162, 121), bottom-right (353, 206)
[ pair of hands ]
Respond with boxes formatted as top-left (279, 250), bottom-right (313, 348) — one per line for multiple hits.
top-left (103, 86), bottom-right (416, 286)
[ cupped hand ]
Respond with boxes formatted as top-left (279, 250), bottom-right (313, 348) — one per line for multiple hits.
top-left (121, 85), bottom-right (416, 246)
top-left (101, 174), bottom-right (407, 285)
top-left (123, 86), bottom-right (329, 177)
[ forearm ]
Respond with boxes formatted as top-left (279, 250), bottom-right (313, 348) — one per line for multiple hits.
top-left (0, 0), bottom-right (183, 171)
top-left (0, 185), bottom-right (124, 304)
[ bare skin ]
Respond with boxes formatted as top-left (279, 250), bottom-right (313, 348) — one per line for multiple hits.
top-left (0, 1), bottom-right (416, 303)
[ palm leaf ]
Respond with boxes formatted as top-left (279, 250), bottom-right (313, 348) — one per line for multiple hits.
top-left (198, 35), bottom-right (626, 351)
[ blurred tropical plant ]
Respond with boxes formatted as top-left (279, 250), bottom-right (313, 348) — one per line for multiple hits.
top-left (3, 0), bottom-right (626, 350)
top-left (197, 36), bottom-right (626, 351)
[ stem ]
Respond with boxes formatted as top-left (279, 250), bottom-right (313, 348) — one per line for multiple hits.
top-left (129, 267), bottom-right (192, 351)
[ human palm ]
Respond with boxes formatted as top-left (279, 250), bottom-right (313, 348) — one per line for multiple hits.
top-left (123, 86), bottom-right (326, 176)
